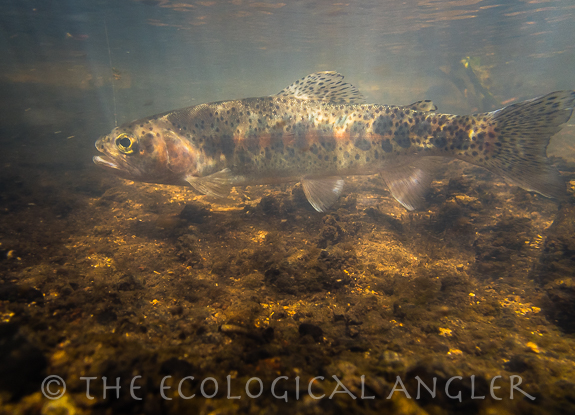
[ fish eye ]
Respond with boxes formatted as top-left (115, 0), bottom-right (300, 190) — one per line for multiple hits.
top-left (115, 134), bottom-right (135, 154)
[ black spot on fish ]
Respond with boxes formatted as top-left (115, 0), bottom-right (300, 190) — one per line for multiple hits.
top-left (393, 125), bottom-right (411, 148)
top-left (203, 137), bottom-right (218, 157)
top-left (350, 121), bottom-right (366, 134)
top-left (237, 149), bottom-right (249, 164)
top-left (245, 130), bottom-right (260, 154)
top-left (381, 139), bottom-right (393, 153)
top-left (320, 138), bottom-right (336, 152)
top-left (293, 123), bottom-right (308, 150)
top-left (410, 119), bottom-right (432, 136)
top-left (270, 136), bottom-right (284, 152)
top-left (354, 138), bottom-right (371, 151)
top-left (373, 115), bottom-right (393, 136)
top-left (220, 134), bottom-right (235, 157)
top-left (433, 134), bottom-right (448, 149)
top-left (143, 141), bottom-right (154, 153)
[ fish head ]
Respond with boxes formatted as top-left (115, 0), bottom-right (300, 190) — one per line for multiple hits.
top-left (93, 119), bottom-right (200, 185)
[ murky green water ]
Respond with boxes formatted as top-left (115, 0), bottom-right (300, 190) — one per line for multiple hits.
top-left (0, 1), bottom-right (574, 414)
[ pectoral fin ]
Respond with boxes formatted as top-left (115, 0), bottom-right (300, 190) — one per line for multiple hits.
top-left (301, 177), bottom-right (345, 212)
top-left (381, 158), bottom-right (445, 211)
top-left (185, 168), bottom-right (233, 198)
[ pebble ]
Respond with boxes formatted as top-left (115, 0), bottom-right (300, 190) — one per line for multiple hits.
top-left (298, 322), bottom-right (323, 341)
top-left (526, 341), bottom-right (540, 354)
top-left (220, 324), bottom-right (248, 334)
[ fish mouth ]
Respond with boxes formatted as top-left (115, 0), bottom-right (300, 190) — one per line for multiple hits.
top-left (93, 153), bottom-right (143, 179)
top-left (93, 155), bottom-right (121, 170)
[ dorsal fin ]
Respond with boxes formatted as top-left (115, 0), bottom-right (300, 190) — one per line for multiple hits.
top-left (404, 100), bottom-right (438, 112)
top-left (274, 71), bottom-right (366, 104)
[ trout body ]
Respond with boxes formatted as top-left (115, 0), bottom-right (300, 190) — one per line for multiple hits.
top-left (94, 72), bottom-right (574, 211)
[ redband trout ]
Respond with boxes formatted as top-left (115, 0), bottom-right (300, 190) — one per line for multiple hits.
top-left (94, 72), bottom-right (574, 211)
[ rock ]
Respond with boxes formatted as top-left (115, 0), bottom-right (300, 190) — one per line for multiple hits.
top-left (0, 323), bottom-right (47, 400)
top-left (179, 203), bottom-right (209, 223)
top-left (346, 326), bottom-right (360, 338)
top-left (298, 323), bottom-right (323, 342)
top-left (534, 205), bottom-right (575, 332)
top-left (220, 324), bottom-right (248, 335)
top-left (160, 357), bottom-right (195, 376)
top-left (258, 195), bottom-right (280, 216)
top-left (317, 215), bottom-right (345, 248)
top-left (344, 311), bottom-right (363, 326)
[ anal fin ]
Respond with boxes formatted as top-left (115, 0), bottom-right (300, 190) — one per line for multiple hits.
top-left (302, 177), bottom-right (345, 212)
top-left (381, 158), bottom-right (445, 211)
top-left (185, 168), bottom-right (233, 198)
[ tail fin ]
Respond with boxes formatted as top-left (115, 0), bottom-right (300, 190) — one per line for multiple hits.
top-left (475, 91), bottom-right (574, 198)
